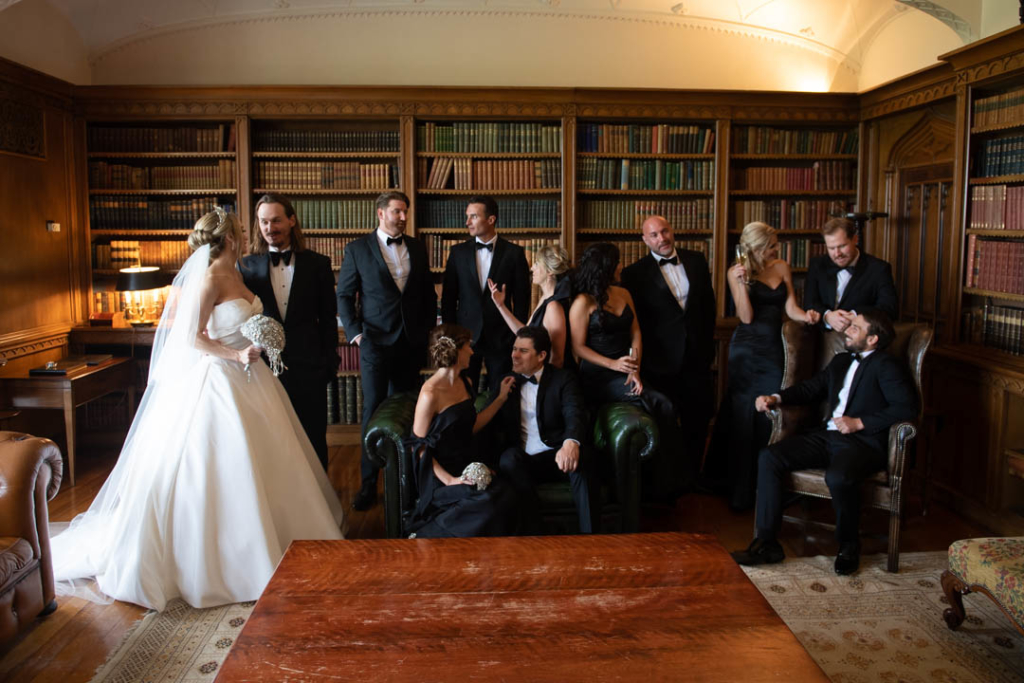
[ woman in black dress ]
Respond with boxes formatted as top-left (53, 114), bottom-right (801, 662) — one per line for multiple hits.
top-left (404, 324), bottom-right (521, 537)
top-left (568, 243), bottom-right (677, 497)
top-left (708, 222), bottom-right (820, 511)
top-left (489, 245), bottom-right (574, 369)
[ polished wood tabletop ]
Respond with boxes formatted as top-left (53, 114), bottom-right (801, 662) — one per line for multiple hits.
top-left (216, 532), bottom-right (826, 682)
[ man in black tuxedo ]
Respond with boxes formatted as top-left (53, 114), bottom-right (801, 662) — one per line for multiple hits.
top-left (242, 193), bottom-right (339, 471)
top-left (337, 191), bottom-right (437, 511)
top-left (620, 215), bottom-right (716, 494)
top-left (732, 309), bottom-right (918, 575)
top-left (804, 217), bottom-right (898, 333)
top-left (495, 326), bottom-right (598, 533)
top-left (441, 195), bottom-right (530, 392)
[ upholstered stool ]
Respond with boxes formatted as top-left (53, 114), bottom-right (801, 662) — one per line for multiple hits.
top-left (941, 537), bottom-right (1024, 635)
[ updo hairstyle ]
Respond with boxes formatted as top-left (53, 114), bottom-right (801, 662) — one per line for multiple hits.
top-left (428, 324), bottom-right (472, 369)
top-left (738, 221), bottom-right (777, 278)
top-left (536, 245), bottom-right (571, 279)
top-left (189, 208), bottom-right (243, 260)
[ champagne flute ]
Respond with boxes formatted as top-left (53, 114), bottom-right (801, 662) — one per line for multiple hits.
top-left (625, 346), bottom-right (638, 397)
top-left (734, 245), bottom-right (750, 285)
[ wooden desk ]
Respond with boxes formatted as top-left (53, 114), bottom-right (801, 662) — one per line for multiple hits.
top-left (217, 533), bottom-right (827, 682)
top-left (0, 357), bottom-right (135, 486)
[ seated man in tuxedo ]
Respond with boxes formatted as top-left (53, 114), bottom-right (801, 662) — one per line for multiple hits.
top-left (731, 309), bottom-right (917, 575)
top-left (804, 218), bottom-right (898, 333)
top-left (495, 326), bottom-right (599, 534)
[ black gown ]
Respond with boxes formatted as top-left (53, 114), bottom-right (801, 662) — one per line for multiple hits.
top-left (404, 379), bottom-right (521, 538)
top-left (708, 280), bottom-right (787, 510)
top-left (528, 277), bottom-right (576, 372)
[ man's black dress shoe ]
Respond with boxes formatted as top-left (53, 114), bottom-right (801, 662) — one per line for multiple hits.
top-left (834, 542), bottom-right (860, 575)
top-left (352, 482), bottom-right (377, 511)
top-left (731, 537), bottom-right (785, 566)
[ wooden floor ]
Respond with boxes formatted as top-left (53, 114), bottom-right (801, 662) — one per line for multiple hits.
top-left (0, 442), bottom-right (993, 683)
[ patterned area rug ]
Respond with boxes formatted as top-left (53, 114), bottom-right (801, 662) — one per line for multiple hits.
top-left (90, 551), bottom-right (1023, 682)
top-left (90, 600), bottom-right (255, 682)
top-left (742, 551), bottom-right (1024, 682)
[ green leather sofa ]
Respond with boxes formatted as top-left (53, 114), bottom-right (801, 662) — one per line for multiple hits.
top-left (364, 393), bottom-right (660, 538)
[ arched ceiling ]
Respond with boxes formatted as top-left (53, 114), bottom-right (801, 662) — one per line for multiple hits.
top-left (0, 0), bottom-right (980, 66)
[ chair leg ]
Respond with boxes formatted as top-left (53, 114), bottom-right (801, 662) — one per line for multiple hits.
top-left (887, 504), bottom-right (902, 573)
top-left (941, 570), bottom-right (969, 630)
top-left (39, 600), bottom-right (58, 617)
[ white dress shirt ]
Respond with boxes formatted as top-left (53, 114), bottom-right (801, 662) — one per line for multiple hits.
top-left (475, 236), bottom-right (496, 291)
top-left (268, 246), bottom-right (294, 322)
top-left (827, 349), bottom-right (874, 431)
top-left (519, 367), bottom-right (547, 456)
top-left (653, 250), bottom-right (690, 309)
top-left (376, 228), bottom-right (410, 293)
top-left (825, 253), bottom-right (859, 330)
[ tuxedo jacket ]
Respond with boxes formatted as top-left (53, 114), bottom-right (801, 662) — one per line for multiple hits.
top-left (240, 249), bottom-right (338, 378)
top-left (778, 349), bottom-right (918, 452)
top-left (441, 237), bottom-right (530, 350)
top-left (496, 366), bottom-right (588, 453)
top-left (804, 252), bottom-right (898, 321)
top-left (620, 249), bottom-right (716, 376)
top-left (336, 231), bottom-right (436, 350)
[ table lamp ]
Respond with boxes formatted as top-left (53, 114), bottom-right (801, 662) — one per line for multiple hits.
top-left (116, 266), bottom-right (172, 327)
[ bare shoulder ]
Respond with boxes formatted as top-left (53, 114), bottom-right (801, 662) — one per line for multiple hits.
top-left (766, 258), bottom-right (792, 277)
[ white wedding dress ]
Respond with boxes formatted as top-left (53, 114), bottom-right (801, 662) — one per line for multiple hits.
top-left (51, 293), bottom-right (344, 611)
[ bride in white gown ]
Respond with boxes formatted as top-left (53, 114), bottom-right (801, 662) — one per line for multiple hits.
top-left (51, 208), bottom-right (344, 611)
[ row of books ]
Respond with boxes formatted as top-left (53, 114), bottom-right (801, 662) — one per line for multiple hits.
top-left (969, 184), bottom-right (1024, 231)
top-left (88, 124), bottom-right (236, 153)
top-left (578, 199), bottom-right (712, 232)
top-left (306, 236), bottom-right (357, 269)
top-left (416, 122), bottom-right (562, 154)
top-left (89, 197), bottom-right (234, 231)
top-left (88, 161), bottom-right (237, 190)
top-left (253, 161), bottom-right (399, 190)
top-left (576, 124), bottom-right (715, 155)
top-left (731, 126), bottom-right (858, 155)
top-left (292, 198), bottom-right (376, 231)
top-left (579, 239), bottom-right (713, 268)
top-left (254, 129), bottom-right (400, 153)
top-left (94, 240), bottom-right (190, 271)
top-left (732, 199), bottom-right (850, 231)
top-left (730, 162), bottom-right (855, 191)
top-left (337, 344), bottom-right (360, 372)
top-left (327, 375), bottom-right (363, 425)
top-left (973, 85), bottom-right (1024, 128)
top-left (92, 291), bottom-right (125, 313)
top-left (974, 135), bottom-right (1024, 177)
top-left (577, 159), bottom-right (715, 191)
top-left (964, 236), bottom-right (1024, 293)
top-left (424, 237), bottom-right (559, 270)
top-left (775, 239), bottom-right (827, 269)
top-left (962, 304), bottom-right (1024, 356)
top-left (418, 199), bottom-right (561, 229)
top-left (418, 158), bottom-right (560, 191)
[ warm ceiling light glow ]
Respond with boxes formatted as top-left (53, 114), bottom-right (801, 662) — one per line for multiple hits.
top-left (794, 69), bottom-right (830, 92)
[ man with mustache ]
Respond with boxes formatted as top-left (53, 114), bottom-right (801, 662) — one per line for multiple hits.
top-left (337, 191), bottom-right (436, 511)
top-left (731, 308), bottom-right (917, 576)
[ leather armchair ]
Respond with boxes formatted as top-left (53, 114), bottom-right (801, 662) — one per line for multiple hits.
top-left (365, 394), bottom-right (659, 538)
top-left (767, 322), bottom-right (932, 572)
top-left (0, 431), bottom-right (63, 644)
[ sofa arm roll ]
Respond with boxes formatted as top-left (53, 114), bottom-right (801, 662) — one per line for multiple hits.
top-left (363, 393), bottom-right (417, 470)
top-left (0, 432), bottom-right (63, 557)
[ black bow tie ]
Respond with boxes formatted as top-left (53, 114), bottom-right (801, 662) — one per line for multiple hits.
top-left (518, 373), bottom-right (538, 385)
top-left (829, 263), bottom-right (854, 276)
top-left (850, 352), bottom-right (863, 362)
top-left (269, 250), bottom-right (292, 267)
top-left (386, 235), bottom-right (404, 246)
top-left (659, 256), bottom-right (679, 267)
top-left (476, 241), bottom-right (494, 252)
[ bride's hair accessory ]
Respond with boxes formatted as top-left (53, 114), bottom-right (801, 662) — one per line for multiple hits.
top-left (435, 335), bottom-right (457, 355)
top-left (213, 206), bottom-right (228, 232)
top-left (240, 314), bottom-right (288, 380)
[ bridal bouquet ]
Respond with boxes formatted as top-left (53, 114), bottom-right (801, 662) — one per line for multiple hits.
top-left (461, 462), bottom-right (492, 491)
top-left (240, 314), bottom-right (287, 380)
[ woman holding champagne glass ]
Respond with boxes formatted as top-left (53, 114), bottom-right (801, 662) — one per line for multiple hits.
top-left (706, 222), bottom-right (820, 511)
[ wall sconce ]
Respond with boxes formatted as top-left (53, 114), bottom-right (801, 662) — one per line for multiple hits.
top-left (116, 266), bottom-right (171, 327)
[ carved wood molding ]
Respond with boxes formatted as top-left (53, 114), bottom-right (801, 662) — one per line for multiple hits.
top-left (249, 101), bottom-right (406, 116)
top-left (959, 50), bottom-right (1024, 86)
top-left (0, 332), bottom-right (68, 361)
top-left (575, 104), bottom-right (727, 120)
top-left (932, 352), bottom-right (1024, 395)
top-left (78, 100), bottom-right (248, 117)
top-left (411, 102), bottom-right (567, 117)
top-left (860, 80), bottom-right (956, 120)
top-left (884, 111), bottom-right (956, 170)
top-left (730, 106), bottom-right (858, 123)
top-left (0, 83), bottom-right (45, 158)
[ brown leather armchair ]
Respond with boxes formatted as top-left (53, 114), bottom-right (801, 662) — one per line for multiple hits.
top-left (768, 322), bottom-right (933, 573)
top-left (0, 431), bottom-right (63, 644)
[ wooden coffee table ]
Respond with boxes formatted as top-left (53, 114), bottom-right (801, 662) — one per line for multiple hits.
top-left (217, 532), bottom-right (826, 681)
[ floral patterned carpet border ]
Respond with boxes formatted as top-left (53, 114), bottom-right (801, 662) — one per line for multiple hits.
top-left (90, 599), bottom-right (255, 683)
top-left (90, 552), bottom-right (1023, 682)
top-left (742, 551), bottom-right (1024, 682)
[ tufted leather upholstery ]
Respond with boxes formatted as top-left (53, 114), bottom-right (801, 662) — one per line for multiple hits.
top-left (767, 322), bottom-right (932, 573)
top-left (0, 431), bottom-right (63, 644)
top-left (365, 394), bottom-right (659, 538)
